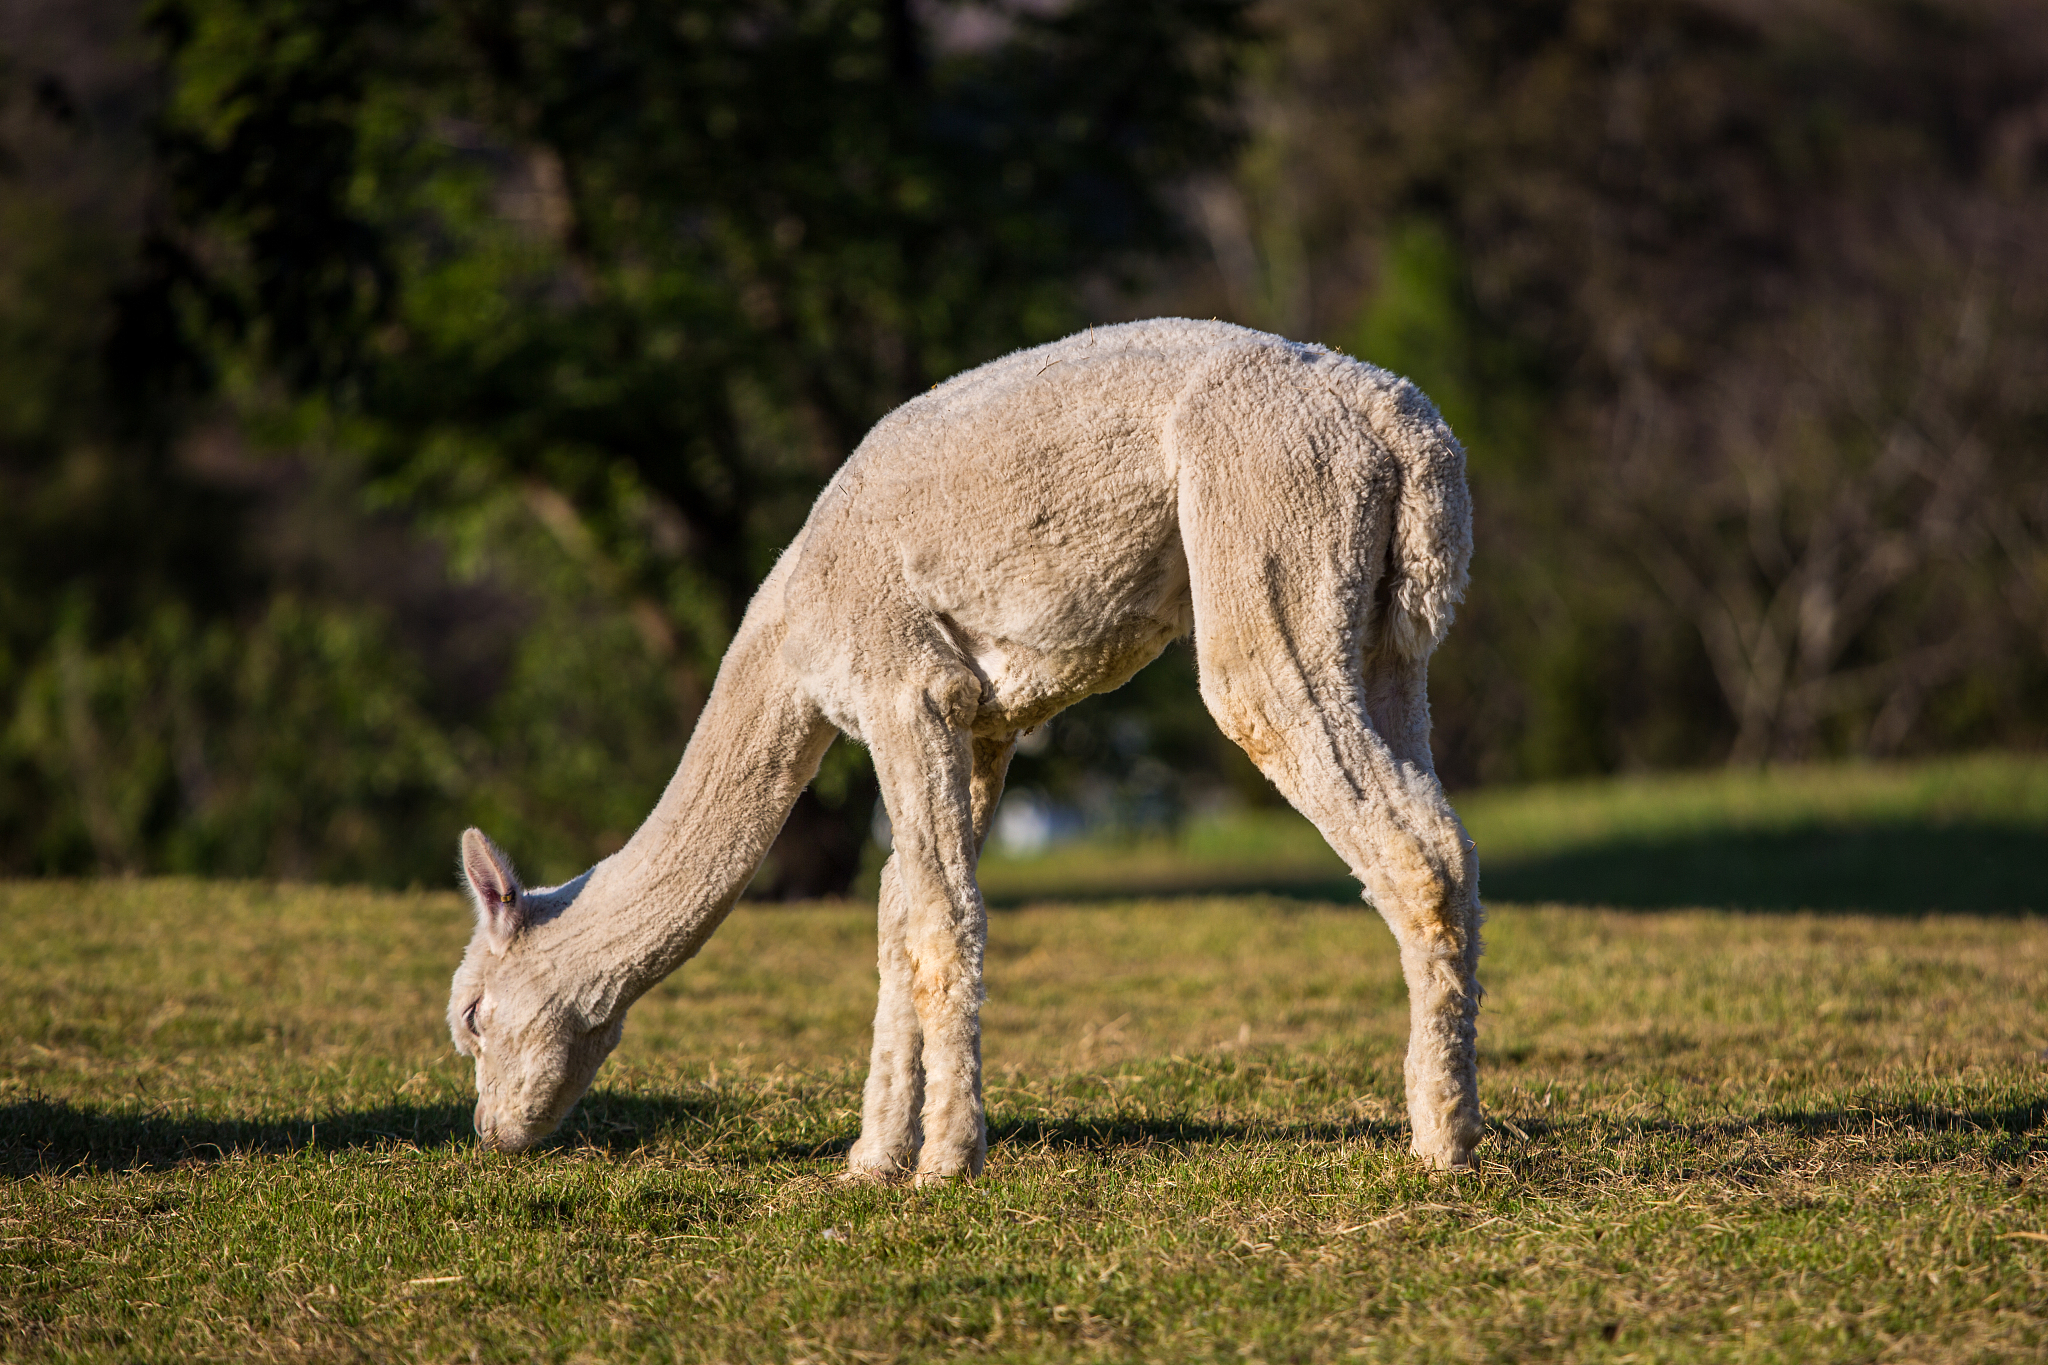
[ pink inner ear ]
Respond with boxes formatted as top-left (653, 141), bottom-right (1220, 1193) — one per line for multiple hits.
top-left (460, 830), bottom-right (526, 950)
top-left (461, 830), bottom-right (521, 927)
top-left (464, 845), bottom-right (506, 903)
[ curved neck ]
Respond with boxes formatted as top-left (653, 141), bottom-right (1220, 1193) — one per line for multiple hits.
top-left (552, 562), bottom-right (835, 1018)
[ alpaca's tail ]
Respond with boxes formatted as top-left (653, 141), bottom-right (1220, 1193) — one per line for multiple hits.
top-left (1368, 376), bottom-right (1473, 661)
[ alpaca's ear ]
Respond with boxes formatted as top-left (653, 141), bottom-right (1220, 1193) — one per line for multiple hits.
top-left (460, 827), bottom-right (526, 952)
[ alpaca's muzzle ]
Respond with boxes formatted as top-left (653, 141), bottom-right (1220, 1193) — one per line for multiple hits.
top-left (474, 1103), bottom-right (530, 1152)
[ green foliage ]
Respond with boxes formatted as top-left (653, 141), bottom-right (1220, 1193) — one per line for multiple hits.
top-left (1345, 220), bottom-right (1542, 481)
top-left (456, 518), bottom-right (697, 888)
top-left (8, 0), bottom-right (2048, 885)
top-left (149, 0), bottom-right (1249, 642)
top-left (0, 0), bottom-right (1247, 884)
top-left (7, 594), bottom-right (461, 880)
top-left (1340, 220), bottom-right (1621, 781)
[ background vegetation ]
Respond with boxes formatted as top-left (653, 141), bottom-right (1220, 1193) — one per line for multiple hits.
top-left (3, 0), bottom-right (2047, 889)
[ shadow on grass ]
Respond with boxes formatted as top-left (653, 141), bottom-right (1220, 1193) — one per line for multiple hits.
top-left (14, 1088), bottom-right (2041, 1178)
top-left (4, 1092), bottom-right (1360, 1176)
top-left (1757, 1095), bottom-right (2048, 1139)
top-left (983, 820), bottom-right (2048, 915)
top-left (0, 1089), bottom-right (746, 1176)
top-left (986, 1113), bottom-right (1405, 1154)
top-left (1497, 1094), bottom-right (2048, 1146)
top-left (1484, 820), bottom-right (2048, 915)
top-left (1, 1095), bottom-right (474, 1175)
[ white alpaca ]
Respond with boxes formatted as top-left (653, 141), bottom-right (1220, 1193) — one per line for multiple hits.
top-left (448, 318), bottom-right (1484, 1176)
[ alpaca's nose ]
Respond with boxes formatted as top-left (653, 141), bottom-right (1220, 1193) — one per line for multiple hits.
top-left (473, 1103), bottom-right (534, 1152)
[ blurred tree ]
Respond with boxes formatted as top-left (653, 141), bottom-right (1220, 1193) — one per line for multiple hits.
top-left (16, 0), bottom-right (2045, 886)
top-left (0, 0), bottom-right (1247, 886)
top-left (1174, 0), bottom-right (2048, 780)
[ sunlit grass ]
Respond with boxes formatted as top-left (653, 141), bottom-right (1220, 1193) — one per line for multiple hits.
top-left (1457, 750), bottom-right (2048, 857)
top-left (5, 854), bottom-right (2047, 1361)
top-left (978, 752), bottom-right (2048, 912)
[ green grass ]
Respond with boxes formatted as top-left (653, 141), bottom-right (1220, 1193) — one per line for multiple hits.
top-left (978, 752), bottom-right (2048, 912)
top-left (5, 757), bottom-right (2048, 1362)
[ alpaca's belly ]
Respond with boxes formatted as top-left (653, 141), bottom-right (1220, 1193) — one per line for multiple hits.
top-left (783, 533), bottom-right (1190, 745)
top-left (922, 508), bottom-right (1193, 736)
top-left (948, 609), bottom-right (1186, 738)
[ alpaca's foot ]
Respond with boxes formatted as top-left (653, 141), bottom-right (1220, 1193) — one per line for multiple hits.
top-left (908, 1154), bottom-right (981, 1186)
top-left (907, 1140), bottom-right (984, 1187)
top-left (1411, 1137), bottom-right (1478, 1173)
top-left (1409, 1114), bottom-right (1484, 1172)
top-left (844, 1135), bottom-right (919, 1184)
top-left (838, 1165), bottom-right (896, 1185)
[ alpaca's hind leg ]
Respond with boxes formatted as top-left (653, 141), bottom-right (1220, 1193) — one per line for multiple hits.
top-left (1358, 648), bottom-right (1485, 1167)
top-left (1174, 398), bottom-right (1482, 1168)
top-left (847, 736), bottom-right (1014, 1181)
top-left (1197, 631), bottom-right (1484, 1169)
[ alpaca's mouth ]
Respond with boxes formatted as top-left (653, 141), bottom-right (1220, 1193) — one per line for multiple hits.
top-left (474, 1104), bottom-right (551, 1153)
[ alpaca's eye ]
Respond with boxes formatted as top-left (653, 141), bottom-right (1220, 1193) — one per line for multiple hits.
top-left (463, 1000), bottom-right (481, 1036)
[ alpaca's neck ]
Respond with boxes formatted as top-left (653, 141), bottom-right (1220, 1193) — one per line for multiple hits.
top-left (552, 563), bottom-right (833, 1019)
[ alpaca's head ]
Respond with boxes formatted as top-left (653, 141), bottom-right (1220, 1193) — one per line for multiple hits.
top-left (447, 827), bottom-right (623, 1151)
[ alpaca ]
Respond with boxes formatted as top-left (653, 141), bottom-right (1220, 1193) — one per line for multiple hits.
top-left (447, 318), bottom-right (1484, 1177)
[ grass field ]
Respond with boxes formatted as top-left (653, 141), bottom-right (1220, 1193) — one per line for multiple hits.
top-left (5, 757), bottom-right (2048, 1362)
top-left (976, 752), bottom-right (2048, 912)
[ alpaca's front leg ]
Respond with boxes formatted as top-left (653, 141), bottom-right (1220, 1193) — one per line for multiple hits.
top-left (895, 785), bottom-right (991, 1185)
top-left (896, 734), bottom-right (1016, 1182)
top-left (862, 678), bottom-right (996, 1185)
top-left (904, 902), bottom-right (985, 1185)
top-left (846, 856), bottom-right (924, 1180)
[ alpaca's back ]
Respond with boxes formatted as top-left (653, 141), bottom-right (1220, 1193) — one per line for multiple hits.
top-left (778, 318), bottom-right (1467, 736)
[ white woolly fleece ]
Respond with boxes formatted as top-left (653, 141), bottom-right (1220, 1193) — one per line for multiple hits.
top-left (448, 318), bottom-right (1485, 1175)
